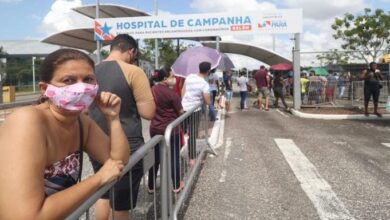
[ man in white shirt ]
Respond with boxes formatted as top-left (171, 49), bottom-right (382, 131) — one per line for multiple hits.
top-left (181, 61), bottom-right (211, 165)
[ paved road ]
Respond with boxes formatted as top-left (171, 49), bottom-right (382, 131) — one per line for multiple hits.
top-left (2, 91), bottom-right (389, 219)
top-left (184, 95), bottom-right (390, 220)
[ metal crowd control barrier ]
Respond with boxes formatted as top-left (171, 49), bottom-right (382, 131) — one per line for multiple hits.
top-left (65, 103), bottom-right (216, 220)
top-left (351, 81), bottom-right (388, 107)
top-left (65, 135), bottom-right (168, 220)
top-left (164, 103), bottom-right (216, 220)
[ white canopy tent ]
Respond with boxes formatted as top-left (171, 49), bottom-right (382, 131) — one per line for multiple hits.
top-left (202, 41), bottom-right (292, 66)
top-left (41, 4), bottom-right (218, 52)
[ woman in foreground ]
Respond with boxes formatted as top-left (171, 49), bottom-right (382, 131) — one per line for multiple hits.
top-left (0, 48), bottom-right (129, 219)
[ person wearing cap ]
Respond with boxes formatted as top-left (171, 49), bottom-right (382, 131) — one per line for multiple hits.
top-left (360, 61), bottom-right (383, 117)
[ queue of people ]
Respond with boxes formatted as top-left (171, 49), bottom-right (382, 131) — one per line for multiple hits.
top-left (0, 34), bottom-right (215, 219)
top-left (0, 31), bottom-right (387, 219)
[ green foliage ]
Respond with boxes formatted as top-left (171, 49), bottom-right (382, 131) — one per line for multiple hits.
top-left (0, 46), bottom-right (5, 55)
top-left (5, 57), bottom-right (31, 86)
top-left (332, 8), bottom-right (390, 63)
top-left (316, 49), bottom-right (350, 65)
top-left (3, 57), bottom-right (42, 86)
top-left (100, 50), bottom-right (109, 59)
top-left (142, 39), bottom-right (188, 69)
top-left (0, 47), bottom-right (6, 77)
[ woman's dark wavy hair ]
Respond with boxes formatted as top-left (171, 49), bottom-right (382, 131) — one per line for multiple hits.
top-left (38, 48), bottom-right (95, 103)
top-left (151, 68), bottom-right (170, 82)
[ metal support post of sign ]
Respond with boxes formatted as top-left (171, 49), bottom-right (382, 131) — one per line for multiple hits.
top-left (96, 0), bottom-right (101, 63)
top-left (176, 39), bottom-right (180, 57)
top-left (154, 39), bottom-right (159, 69)
top-left (154, 0), bottom-right (159, 69)
top-left (216, 36), bottom-right (220, 52)
top-left (293, 33), bottom-right (301, 110)
top-left (272, 34), bottom-right (276, 51)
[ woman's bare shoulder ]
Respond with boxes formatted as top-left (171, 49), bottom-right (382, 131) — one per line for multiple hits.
top-left (2, 105), bottom-right (47, 129)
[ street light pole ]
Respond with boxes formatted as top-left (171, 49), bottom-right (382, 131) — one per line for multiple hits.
top-left (32, 56), bottom-right (36, 93)
top-left (96, 0), bottom-right (101, 63)
top-left (154, 0), bottom-right (159, 69)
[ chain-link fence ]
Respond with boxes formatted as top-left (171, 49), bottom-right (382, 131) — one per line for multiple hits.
top-left (300, 50), bottom-right (390, 108)
top-left (302, 79), bottom-right (389, 107)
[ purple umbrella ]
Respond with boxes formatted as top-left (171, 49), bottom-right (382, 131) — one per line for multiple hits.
top-left (172, 46), bottom-right (222, 78)
top-left (218, 53), bottom-right (235, 71)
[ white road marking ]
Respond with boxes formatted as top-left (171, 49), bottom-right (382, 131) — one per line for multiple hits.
top-left (334, 141), bottom-right (347, 145)
top-left (219, 137), bottom-right (232, 183)
top-left (276, 109), bottom-right (289, 118)
top-left (381, 143), bottom-right (390, 148)
top-left (219, 170), bottom-right (227, 183)
top-left (214, 110), bottom-right (226, 150)
top-left (274, 139), bottom-right (355, 220)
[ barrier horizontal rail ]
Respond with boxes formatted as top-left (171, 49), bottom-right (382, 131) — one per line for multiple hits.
top-left (0, 99), bottom-right (37, 110)
top-left (65, 135), bottom-right (164, 220)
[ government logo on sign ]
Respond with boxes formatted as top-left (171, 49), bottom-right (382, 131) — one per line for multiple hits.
top-left (95, 21), bottom-right (115, 41)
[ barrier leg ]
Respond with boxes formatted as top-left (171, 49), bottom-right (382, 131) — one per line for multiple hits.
top-left (204, 105), bottom-right (217, 156)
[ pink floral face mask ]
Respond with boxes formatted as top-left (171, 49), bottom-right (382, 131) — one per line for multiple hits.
top-left (44, 82), bottom-right (99, 112)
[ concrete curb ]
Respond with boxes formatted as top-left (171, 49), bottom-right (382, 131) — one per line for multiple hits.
top-left (291, 109), bottom-right (390, 120)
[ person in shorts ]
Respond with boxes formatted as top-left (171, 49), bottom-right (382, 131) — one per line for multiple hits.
top-left (88, 34), bottom-right (156, 220)
top-left (223, 70), bottom-right (233, 112)
top-left (254, 65), bottom-right (270, 110)
top-left (360, 62), bottom-right (383, 117)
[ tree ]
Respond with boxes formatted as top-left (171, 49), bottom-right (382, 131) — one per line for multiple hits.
top-left (142, 39), bottom-right (188, 68)
top-left (316, 49), bottom-right (350, 65)
top-left (5, 57), bottom-right (32, 86)
top-left (331, 8), bottom-right (390, 64)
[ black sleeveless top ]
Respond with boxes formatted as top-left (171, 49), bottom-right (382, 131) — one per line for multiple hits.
top-left (89, 61), bottom-right (144, 152)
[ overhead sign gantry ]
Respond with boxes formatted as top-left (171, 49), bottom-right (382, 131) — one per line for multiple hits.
top-left (95, 8), bottom-right (303, 109)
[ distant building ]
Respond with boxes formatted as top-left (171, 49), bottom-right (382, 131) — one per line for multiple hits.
top-left (0, 40), bottom-right (61, 58)
top-left (0, 40), bottom-right (154, 85)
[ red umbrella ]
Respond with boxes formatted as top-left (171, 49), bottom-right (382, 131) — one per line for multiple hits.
top-left (270, 63), bottom-right (293, 71)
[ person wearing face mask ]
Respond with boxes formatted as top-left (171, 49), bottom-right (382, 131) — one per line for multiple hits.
top-left (88, 34), bottom-right (156, 220)
top-left (0, 48), bottom-right (129, 219)
top-left (148, 68), bottom-right (185, 193)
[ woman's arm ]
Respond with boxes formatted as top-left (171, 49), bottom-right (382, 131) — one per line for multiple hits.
top-left (181, 83), bottom-right (186, 97)
top-left (0, 108), bottom-right (123, 219)
top-left (85, 92), bottom-right (130, 164)
top-left (360, 69), bottom-right (368, 80)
